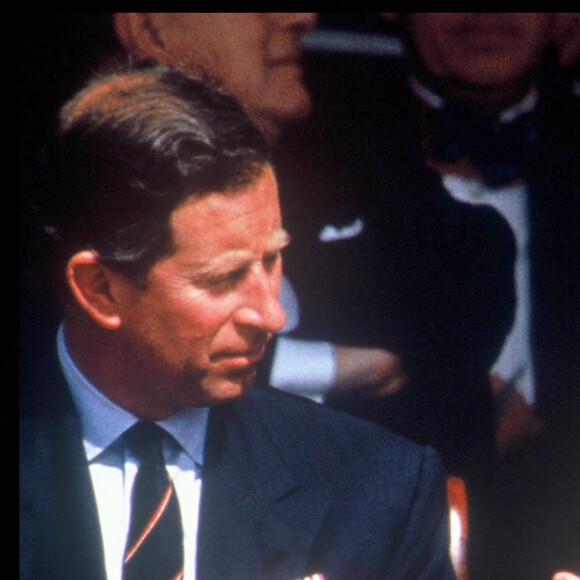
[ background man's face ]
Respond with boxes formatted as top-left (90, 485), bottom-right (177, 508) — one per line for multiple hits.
top-left (147, 13), bottom-right (318, 136)
top-left (409, 13), bottom-right (555, 91)
top-left (111, 165), bottom-right (287, 416)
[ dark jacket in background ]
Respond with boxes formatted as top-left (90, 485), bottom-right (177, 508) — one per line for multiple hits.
top-left (275, 55), bottom-right (580, 481)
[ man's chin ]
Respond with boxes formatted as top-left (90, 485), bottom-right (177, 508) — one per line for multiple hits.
top-left (196, 367), bottom-right (257, 406)
top-left (280, 88), bottom-right (312, 121)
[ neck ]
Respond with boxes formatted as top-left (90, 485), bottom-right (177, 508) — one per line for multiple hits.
top-left (64, 306), bottom-right (126, 402)
top-left (63, 306), bottom-right (177, 420)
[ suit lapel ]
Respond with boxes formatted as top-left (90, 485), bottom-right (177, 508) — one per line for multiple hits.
top-left (20, 371), bottom-right (107, 580)
top-left (197, 392), bottom-right (335, 580)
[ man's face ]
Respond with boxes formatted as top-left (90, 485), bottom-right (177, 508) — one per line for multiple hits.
top-left (148, 13), bottom-right (318, 138)
top-left (111, 165), bottom-right (287, 417)
top-left (409, 13), bottom-right (555, 91)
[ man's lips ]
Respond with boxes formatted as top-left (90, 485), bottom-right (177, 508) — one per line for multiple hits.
top-left (210, 344), bottom-right (267, 370)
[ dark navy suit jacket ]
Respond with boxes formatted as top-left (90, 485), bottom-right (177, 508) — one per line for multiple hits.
top-left (19, 342), bottom-right (455, 580)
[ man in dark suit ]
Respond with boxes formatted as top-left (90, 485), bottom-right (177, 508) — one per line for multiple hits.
top-left (19, 61), bottom-right (455, 579)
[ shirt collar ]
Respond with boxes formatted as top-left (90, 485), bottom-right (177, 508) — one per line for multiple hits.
top-left (408, 74), bottom-right (539, 123)
top-left (57, 324), bottom-right (209, 466)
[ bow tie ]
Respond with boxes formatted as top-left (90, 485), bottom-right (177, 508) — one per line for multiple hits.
top-left (423, 104), bottom-right (540, 188)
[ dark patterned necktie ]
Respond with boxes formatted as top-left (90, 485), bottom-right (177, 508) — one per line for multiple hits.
top-left (123, 421), bottom-right (184, 580)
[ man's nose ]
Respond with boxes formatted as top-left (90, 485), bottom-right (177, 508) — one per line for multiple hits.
top-left (234, 266), bottom-right (286, 334)
top-left (268, 13), bottom-right (319, 32)
top-left (294, 13), bottom-right (319, 30)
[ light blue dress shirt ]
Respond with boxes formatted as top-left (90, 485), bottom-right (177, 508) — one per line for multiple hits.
top-left (57, 324), bottom-right (209, 580)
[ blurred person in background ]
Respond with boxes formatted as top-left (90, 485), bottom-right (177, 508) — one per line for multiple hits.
top-left (309, 12), bottom-right (579, 579)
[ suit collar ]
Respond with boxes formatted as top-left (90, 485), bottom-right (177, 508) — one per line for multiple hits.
top-left (20, 367), bottom-right (108, 580)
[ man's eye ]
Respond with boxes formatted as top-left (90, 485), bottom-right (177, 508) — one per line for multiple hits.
top-left (206, 268), bottom-right (247, 289)
top-left (263, 252), bottom-right (280, 270)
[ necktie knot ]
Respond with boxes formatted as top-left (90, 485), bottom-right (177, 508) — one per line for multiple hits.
top-left (124, 421), bottom-right (166, 466)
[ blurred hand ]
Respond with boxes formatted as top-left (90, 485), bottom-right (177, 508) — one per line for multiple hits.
top-left (490, 373), bottom-right (545, 454)
top-left (332, 346), bottom-right (408, 398)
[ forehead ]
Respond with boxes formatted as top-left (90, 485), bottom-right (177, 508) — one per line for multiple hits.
top-left (169, 165), bottom-right (282, 254)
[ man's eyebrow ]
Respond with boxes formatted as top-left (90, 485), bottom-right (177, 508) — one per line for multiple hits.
top-left (188, 228), bottom-right (291, 279)
top-left (268, 228), bottom-right (292, 252)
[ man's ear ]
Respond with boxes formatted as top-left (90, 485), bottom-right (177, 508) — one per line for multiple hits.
top-left (113, 13), bottom-right (168, 62)
top-left (66, 251), bottom-right (122, 330)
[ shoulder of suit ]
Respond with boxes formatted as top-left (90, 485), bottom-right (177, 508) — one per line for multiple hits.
top-left (238, 386), bottom-right (435, 476)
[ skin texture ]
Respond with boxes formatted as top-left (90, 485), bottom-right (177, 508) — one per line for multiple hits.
top-left (406, 13), bottom-right (557, 112)
top-left (114, 13), bottom-right (318, 140)
top-left (66, 165), bottom-right (288, 419)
